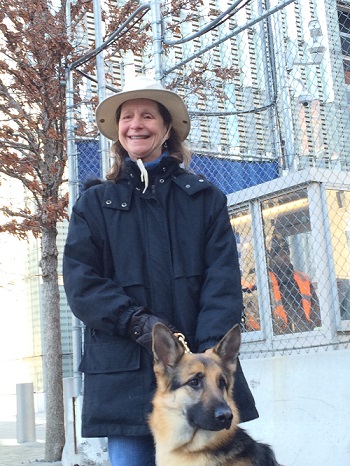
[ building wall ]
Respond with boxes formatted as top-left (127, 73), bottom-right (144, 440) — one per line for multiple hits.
top-left (242, 348), bottom-right (350, 466)
top-left (0, 232), bottom-right (32, 397)
top-left (0, 179), bottom-right (34, 397)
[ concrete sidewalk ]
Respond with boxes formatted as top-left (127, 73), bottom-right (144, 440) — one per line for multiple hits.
top-left (0, 413), bottom-right (62, 466)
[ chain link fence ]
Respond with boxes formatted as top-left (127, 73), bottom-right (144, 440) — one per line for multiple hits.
top-left (68, 0), bottom-right (350, 358)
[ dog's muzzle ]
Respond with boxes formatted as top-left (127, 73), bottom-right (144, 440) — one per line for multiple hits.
top-left (187, 401), bottom-right (233, 431)
top-left (214, 405), bottom-right (233, 430)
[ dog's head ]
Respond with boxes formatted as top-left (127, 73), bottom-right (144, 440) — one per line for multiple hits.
top-left (151, 324), bottom-right (241, 432)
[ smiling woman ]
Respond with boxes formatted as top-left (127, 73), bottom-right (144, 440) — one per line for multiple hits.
top-left (63, 75), bottom-right (258, 466)
top-left (117, 99), bottom-right (171, 163)
top-left (98, 76), bottom-right (192, 185)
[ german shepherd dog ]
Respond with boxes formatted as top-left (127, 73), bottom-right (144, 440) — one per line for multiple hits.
top-left (149, 323), bottom-right (280, 466)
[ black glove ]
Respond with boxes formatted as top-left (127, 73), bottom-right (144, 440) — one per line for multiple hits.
top-left (127, 307), bottom-right (178, 353)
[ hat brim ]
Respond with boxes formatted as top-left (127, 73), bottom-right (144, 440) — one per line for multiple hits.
top-left (96, 89), bottom-right (190, 142)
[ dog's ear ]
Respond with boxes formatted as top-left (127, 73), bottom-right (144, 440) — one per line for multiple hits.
top-left (152, 323), bottom-right (185, 370)
top-left (212, 324), bottom-right (241, 371)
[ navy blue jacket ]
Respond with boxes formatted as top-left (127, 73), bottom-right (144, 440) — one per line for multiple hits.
top-left (63, 157), bottom-right (258, 437)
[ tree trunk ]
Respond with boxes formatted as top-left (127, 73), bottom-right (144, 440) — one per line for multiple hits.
top-left (40, 225), bottom-right (65, 461)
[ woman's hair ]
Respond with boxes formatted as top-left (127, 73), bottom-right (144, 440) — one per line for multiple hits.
top-left (106, 101), bottom-right (191, 181)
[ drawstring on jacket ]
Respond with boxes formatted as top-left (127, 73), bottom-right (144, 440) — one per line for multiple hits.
top-left (134, 151), bottom-right (169, 193)
top-left (136, 159), bottom-right (149, 193)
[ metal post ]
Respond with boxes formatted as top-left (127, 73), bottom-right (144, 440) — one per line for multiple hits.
top-left (150, 0), bottom-right (163, 81)
top-left (66, 0), bottom-right (82, 398)
top-left (16, 383), bottom-right (36, 443)
top-left (66, 69), bottom-right (78, 211)
top-left (250, 200), bottom-right (274, 342)
top-left (258, 0), bottom-right (281, 162)
top-left (271, 4), bottom-right (296, 172)
top-left (308, 182), bottom-right (339, 338)
top-left (93, 0), bottom-right (109, 177)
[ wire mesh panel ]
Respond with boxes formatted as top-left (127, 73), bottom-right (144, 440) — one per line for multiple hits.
top-left (76, 140), bottom-right (101, 193)
top-left (189, 155), bottom-right (279, 193)
top-left (228, 172), bottom-right (350, 357)
top-left (161, 0), bottom-right (283, 186)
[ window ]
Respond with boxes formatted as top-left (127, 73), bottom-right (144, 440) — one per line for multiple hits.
top-left (338, 7), bottom-right (350, 82)
top-left (261, 190), bottom-right (321, 335)
top-left (325, 189), bottom-right (350, 321)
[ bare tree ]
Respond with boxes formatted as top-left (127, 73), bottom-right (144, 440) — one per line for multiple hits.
top-left (0, 0), bottom-right (92, 460)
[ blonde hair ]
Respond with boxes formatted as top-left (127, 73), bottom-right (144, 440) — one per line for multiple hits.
top-left (105, 102), bottom-right (191, 181)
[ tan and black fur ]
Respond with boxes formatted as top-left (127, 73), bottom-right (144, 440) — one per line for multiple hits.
top-left (149, 323), bottom-right (280, 466)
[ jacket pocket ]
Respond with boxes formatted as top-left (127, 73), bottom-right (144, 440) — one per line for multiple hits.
top-left (118, 266), bottom-right (146, 287)
top-left (79, 336), bottom-right (141, 374)
top-left (115, 267), bottom-right (150, 306)
top-left (173, 254), bottom-right (203, 279)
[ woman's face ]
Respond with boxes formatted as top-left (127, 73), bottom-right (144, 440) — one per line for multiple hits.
top-left (118, 98), bottom-right (170, 163)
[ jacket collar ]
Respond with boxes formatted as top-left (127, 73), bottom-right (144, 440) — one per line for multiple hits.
top-left (123, 155), bottom-right (181, 192)
top-left (102, 157), bottom-right (211, 211)
top-left (171, 171), bottom-right (211, 195)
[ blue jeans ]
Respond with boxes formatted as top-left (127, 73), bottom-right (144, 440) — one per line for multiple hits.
top-left (108, 435), bottom-right (156, 466)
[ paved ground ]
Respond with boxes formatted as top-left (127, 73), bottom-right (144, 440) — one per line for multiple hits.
top-left (0, 413), bottom-right (62, 466)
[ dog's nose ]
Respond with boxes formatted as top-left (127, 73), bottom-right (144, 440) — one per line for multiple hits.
top-left (215, 406), bottom-right (233, 429)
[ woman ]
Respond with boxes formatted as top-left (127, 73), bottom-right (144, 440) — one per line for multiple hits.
top-left (63, 75), bottom-right (258, 466)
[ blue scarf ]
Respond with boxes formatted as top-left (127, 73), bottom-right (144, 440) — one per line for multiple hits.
top-left (125, 150), bottom-right (169, 170)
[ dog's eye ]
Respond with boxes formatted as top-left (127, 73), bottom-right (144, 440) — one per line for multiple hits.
top-left (218, 376), bottom-right (227, 390)
top-left (188, 378), bottom-right (200, 388)
top-left (187, 373), bottom-right (204, 389)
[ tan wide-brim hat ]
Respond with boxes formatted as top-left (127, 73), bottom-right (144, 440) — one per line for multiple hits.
top-left (95, 75), bottom-right (191, 142)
